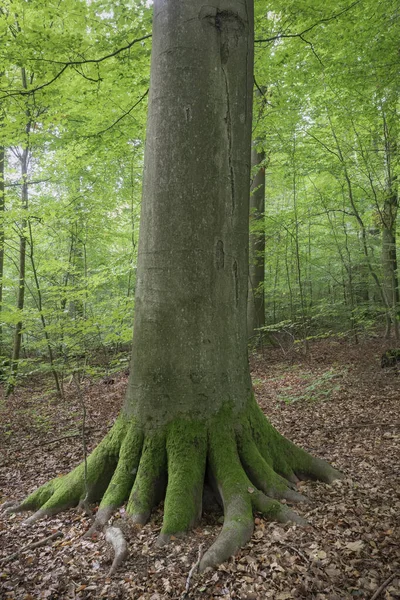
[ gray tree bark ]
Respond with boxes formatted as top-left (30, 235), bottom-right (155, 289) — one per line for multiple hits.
top-left (125, 0), bottom-right (254, 425)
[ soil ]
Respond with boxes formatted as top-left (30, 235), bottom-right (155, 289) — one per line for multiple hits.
top-left (0, 335), bottom-right (399, 599)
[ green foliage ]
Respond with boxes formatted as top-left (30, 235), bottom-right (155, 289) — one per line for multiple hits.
top-left (0, 0), bottom-right (399, 393)
top-left (253, 0), bottom-right (400, 338)
top-left (0, 0), bottom-right (151, 389)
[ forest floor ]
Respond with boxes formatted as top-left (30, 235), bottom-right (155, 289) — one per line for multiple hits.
top-left (0, 334), bottom-right (399, 600)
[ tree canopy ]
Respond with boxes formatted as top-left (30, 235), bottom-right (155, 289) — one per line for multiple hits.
top-left (0, 0), bottom-right (398, 379)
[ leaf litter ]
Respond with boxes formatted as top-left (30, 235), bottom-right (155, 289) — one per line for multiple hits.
top-left (0, 336), bottom-right (399, 599)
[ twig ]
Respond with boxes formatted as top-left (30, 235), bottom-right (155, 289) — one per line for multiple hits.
top-left (181, 543), bottom-right (204, 599)
top-left (254, 1), bottom-right (360, 43)
top-left (73, 375), bottom-right (90, 514)
top-left (282, 544), bottom-right (310, 564)
top-left (86, 88), bottom-right (149, 137)
top-left (0, 500), bottom-right (18, 511)
top-left (0, 429), bottom-right (95, 469)
top-left (0, 34), bottom-right (152, 99)
top-left (370, 573), bottom-right (398, 600)
top-left (0, 531), bottom-right (63, 565)
top-left (323, 422), bottom-right (400, 431)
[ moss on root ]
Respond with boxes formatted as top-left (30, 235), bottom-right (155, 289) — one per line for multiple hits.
top-left (7, 394), bottom-right (343, 571)
top-left (160, 419), bottom-right (207, 541)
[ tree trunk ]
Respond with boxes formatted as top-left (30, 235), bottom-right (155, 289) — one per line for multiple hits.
top-left (381, 111), bottom-right (399, 340)
top-left (382, 203), bottom-right (399, 340)
top-left (11, 0), bottom-right (341, 571)
top-left (247, 142), bottom-right (266, 338)
top-left (6, 143), bottom-right (29, 396)
top-left (0, 144), bottom-right (4, 353)
top-left (6, 66), bottom-right (31, 395)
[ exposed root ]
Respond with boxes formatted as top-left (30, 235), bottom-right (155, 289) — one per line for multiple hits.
top-left (105, 525), bottom-right (128, 576)
top-left (85, 506), bottom-right (114, 538)
top-left (159, 420), bottom-right (207, 543)
top-left (1, 500), bottom-right (18, 512)
top-left (126, 430), bottom-right (166, 525)
top-left (7, 395), bottom-right (343, 572)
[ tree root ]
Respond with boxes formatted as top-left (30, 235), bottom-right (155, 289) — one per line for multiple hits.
top-left (105, 525), bottom-right (128, 576)
top-left (5, 395), bottom-right (343, 573)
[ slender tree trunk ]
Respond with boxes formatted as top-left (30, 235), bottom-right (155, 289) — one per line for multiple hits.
top-left (247, 142), bottom-right (266, 338)
top-left (6, 143), bottom-right (29, 395)
top-left (328, 118), bottom-right (391, 330)
top-left (6, 67), bottom-right (31, 395)
top-left (0, 144), bottom-right (4, 353)
top-left (381, 110), bottom-right (399, 340)
top-left (0, 70), bottom-right (5, 353)
top-left (292, 142), bottom-right (308, 351)
top-left (247, 87), bottom-right (266, 339)
top-left (27, 221), bottom-right (62, 396)
top-left (382, 203), bottom-right (399, 339)
top-left (12, 0), bottom-right (341, 572)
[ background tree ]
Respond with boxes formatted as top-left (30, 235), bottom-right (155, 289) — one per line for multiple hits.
top-left (247, 89), bottom-right (267, 339)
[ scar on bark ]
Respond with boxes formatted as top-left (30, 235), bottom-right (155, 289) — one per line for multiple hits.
top-left (215, 239), bottom-right (225, 269)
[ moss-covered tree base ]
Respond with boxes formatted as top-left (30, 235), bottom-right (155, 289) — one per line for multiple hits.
top-left (6, 395), bottom-right (342, 571)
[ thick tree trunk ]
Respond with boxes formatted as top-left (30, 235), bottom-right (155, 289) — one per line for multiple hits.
top-left (9, 0), bottom-right (342, 572)
top-left (125, 1), bottom-right (254, 426)
top-left (247, 143), bottom-right (266, 338)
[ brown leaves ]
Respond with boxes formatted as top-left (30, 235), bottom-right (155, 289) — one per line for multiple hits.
top-left (1, 339), bottom-right (400, 598)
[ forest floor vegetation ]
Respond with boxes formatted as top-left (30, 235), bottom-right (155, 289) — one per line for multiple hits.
top-left (0, 335), bottom-right (399, 599)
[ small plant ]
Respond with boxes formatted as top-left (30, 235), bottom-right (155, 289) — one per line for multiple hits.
top-left (278, 367), bottom-right (344, 404)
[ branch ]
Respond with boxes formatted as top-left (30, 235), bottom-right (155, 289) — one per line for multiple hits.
top-left (0, 34), bottom-right (152, 99)
top-left (86, 88), bottom-right (149, 137)
top-left (0, 428), bottom-right (95, 468)
top-left (5, 178), bottom-right (53, 187)
top-left (181, 543), bottom-right (204, 599)
top-left (370, 573), bottom-right (398, 600)
top-left (0, 531), bottom-right (63, 566)
top-left (299, 34), bottom-right (324, 66)
top-left (305, 130), bottom-right (341, 160)
top-left (255, 1), bottom-right (361, 44)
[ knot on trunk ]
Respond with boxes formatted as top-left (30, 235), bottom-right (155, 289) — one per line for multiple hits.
top-left (199, 7), bottom-right (245, 64)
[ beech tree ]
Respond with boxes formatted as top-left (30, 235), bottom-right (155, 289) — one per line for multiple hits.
top-left (7, 0), bottom-right (342, 570)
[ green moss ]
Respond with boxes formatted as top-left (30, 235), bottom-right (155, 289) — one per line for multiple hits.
top-left (251, 491), bottom-right (282, 519)
top-left (161, 419), bottom-right (207, 535)
top-left (237, 422), bottom-right (290, 497)
top-left (21, 416), bottom-right (129, 514)
top-left (19, 479), bottom-right (56, 511)
top-left (245, 394), bottom-right (341, 483)
top-left (208, 408), bottom-right (250, 505)
top-left (126, 430), bottom-right (166, 521)
top-left (100, 420), bottom-right (144, 509)
top-left (246, 396), bottom-right (298, 480)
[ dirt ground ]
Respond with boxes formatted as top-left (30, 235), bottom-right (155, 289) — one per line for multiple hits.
top-left (0, 335), bottom-right (399, 599)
